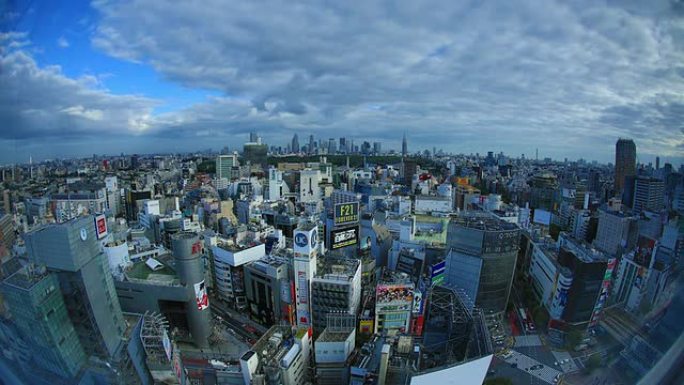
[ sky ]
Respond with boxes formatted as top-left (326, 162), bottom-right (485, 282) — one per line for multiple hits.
top-left (0, 0), bottom-right (683, 166)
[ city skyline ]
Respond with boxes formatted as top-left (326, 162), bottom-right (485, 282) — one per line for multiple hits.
top-left (1, 1), bottom-right (683, 165)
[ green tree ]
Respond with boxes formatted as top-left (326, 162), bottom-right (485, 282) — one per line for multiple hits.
top-left (533, 306), bottom-right (549, 330)
top-left (584, 354), bottom-right (602, 374)
top-left (549, 224), bottom-right (561, 240)
top-left (484, 378), bottom-right (514, 385)
top-left (565, 329), bottom-right (584, 351)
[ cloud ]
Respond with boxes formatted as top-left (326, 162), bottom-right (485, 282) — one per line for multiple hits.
top-left (57, 36), bottom-right (69, 48)
top-left (0, 47), bottom-right (158, 142)
top-left (2, 0), bottom-right (684, 163)
top-left (86, 0), bottom-right (684, 161)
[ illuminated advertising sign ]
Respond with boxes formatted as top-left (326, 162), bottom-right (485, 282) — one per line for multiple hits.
top-left (297, 271), bottom-right (308, 305)
top-left (162, 330), bottom-right (172, 362)
top-left (376, 284), bottom-right (413, 312)
top-left (360, 234), bottom-right (372, 250)
top-left (194, 280), bottom-right (209, 311)
top-left (430, 260), bottom-right (446, 286)
top-left (334, 202), bottom-right (359, 226)
top-left (412, 289), bottom-right (424, 314)
top-left (94, 214), bottom-right (108, 239)
top-left (550, 271), bottom-right (573, 320)
top-left (295, 232), bottom-right (308, 248)
top-left (589, 257), bottom-right (616, 328)
top-left (191, 241), bottom-right (202, 254)
top-left (331, 227), bottom-right (358, 249)
top-left (280, 280), bottom-right (292, 304)
top-left (359, 319), bottom-right (374, 334)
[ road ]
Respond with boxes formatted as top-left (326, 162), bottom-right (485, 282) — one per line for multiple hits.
top-left (211, 299), bottom-right (265, 344)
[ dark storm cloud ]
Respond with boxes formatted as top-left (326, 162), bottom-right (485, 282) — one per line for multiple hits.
top-left (88, 0), bottom-right (684, 160)
top-left (2, 0), bottom-right (684, 162)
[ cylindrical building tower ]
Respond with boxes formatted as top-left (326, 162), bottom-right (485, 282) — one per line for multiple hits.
top-left (172, 232), bottom-right (211, 348)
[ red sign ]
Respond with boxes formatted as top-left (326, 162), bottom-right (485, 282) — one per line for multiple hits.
top-left (191, 241), bottom-right (202, 254)
top-left (94, 214), bottom-right (108, 239)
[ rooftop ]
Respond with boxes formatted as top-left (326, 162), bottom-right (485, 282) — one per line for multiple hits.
top-left (315, 257), bottom-right (360, 280)
top-left (450, 212), bottom-right (519, 232)
top-left (3, 266), bottom-right (48, 290)
top-left (126, 261), bottom-right (176, 280)
top-left (317, 328), bottom-right (354, 342)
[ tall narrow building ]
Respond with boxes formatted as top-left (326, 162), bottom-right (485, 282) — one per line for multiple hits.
top-left (615, 138), bottom-right (636, 196)
top-left (292, 133), bottom-right (300, 153)
top-left (216, 153), bottom-right (238, 183)
top-left (1, 266), bottom-right (87, 382)
top-left (24, 216), bottom-right (126, 359)
top-left (401, 132), bottom-right (408, 157)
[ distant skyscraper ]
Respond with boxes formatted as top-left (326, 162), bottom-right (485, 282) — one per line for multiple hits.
top-left (249, 132), bottom-right (259, 142)
top-left (402, 132), bottom-right (407, 157)
top-left (216, 153), bottom-right (237, 182)
top-left (309, 134), bottom-right (315, 155)
top-left (615, 138), bottom-right (637, 196)
top-left (339, 137), bottom-right (347, 154)
top-left (328, 138), bottom-right (337, 154)
top-left (655, 156), bottom-right (660, 170)
top-left (292, 134), bottom-right (300, 153)
top-left (373, 142), bottom-right (382, 155)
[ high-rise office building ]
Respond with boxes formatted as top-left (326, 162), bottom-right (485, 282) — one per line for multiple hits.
top-left (310, 257), bottom-right (361, 334)
top-left (615, 138), bottom-right (636, 196)
top-left (328, 138), bottom-right (337, 154)
top-left (293, 221), bottom-right (319, 327)
top-left (633, 176), bottom-right (665, 213)
top-left (402, 133), bottom-right (408, 157)
top-left (243, 142), bottom-right (268, 167)
top-left (309, 134), bottom-right (315, 155)
top-left (292, 134), bottom-right (300, 153)
top-left (446, 212), bottom-right (520, 316)
top-left (1, 266), bottom-right (87, 381)
top-left (25, 216), bottom-right (126, 359)
top-left (244, 256), bottom-right (291, 326)
top-left (216, 153), bottom-right (238, 182)
top-left (593, 202), bottom-right (639, 257)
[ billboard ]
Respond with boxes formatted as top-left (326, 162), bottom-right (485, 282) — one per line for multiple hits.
top-left (430, 260), bottom-right (446, 286)
top-left (359, 319), bottom-right (374, 334)
top-left (297, 270), bottom-right (309, 305)
top-left (331, 227), bottom-right (358, 249)
top-left (162, 330), bottom-right (172, 362)
top-left (334, 202), bottom-right (359, 226)
top-left (94, 214), bottom-right (108, 239)
top-left (194, 280), bottom-right (209, 311)
top-left (533, 209), bottom-right (552, 226)
top-left (412, 289), bottom-right (424, 314)
top-left (376, 284), bottom-right (413, 312)
top-left (589, 257), bottom-right (616, 328)
top-left (360, 234), bottom-right (372, 250)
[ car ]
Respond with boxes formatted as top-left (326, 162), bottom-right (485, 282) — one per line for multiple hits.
top-left (487, 370), bottom-right (496, 376)
top-left (511, 363), bottom-right (518, 368)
